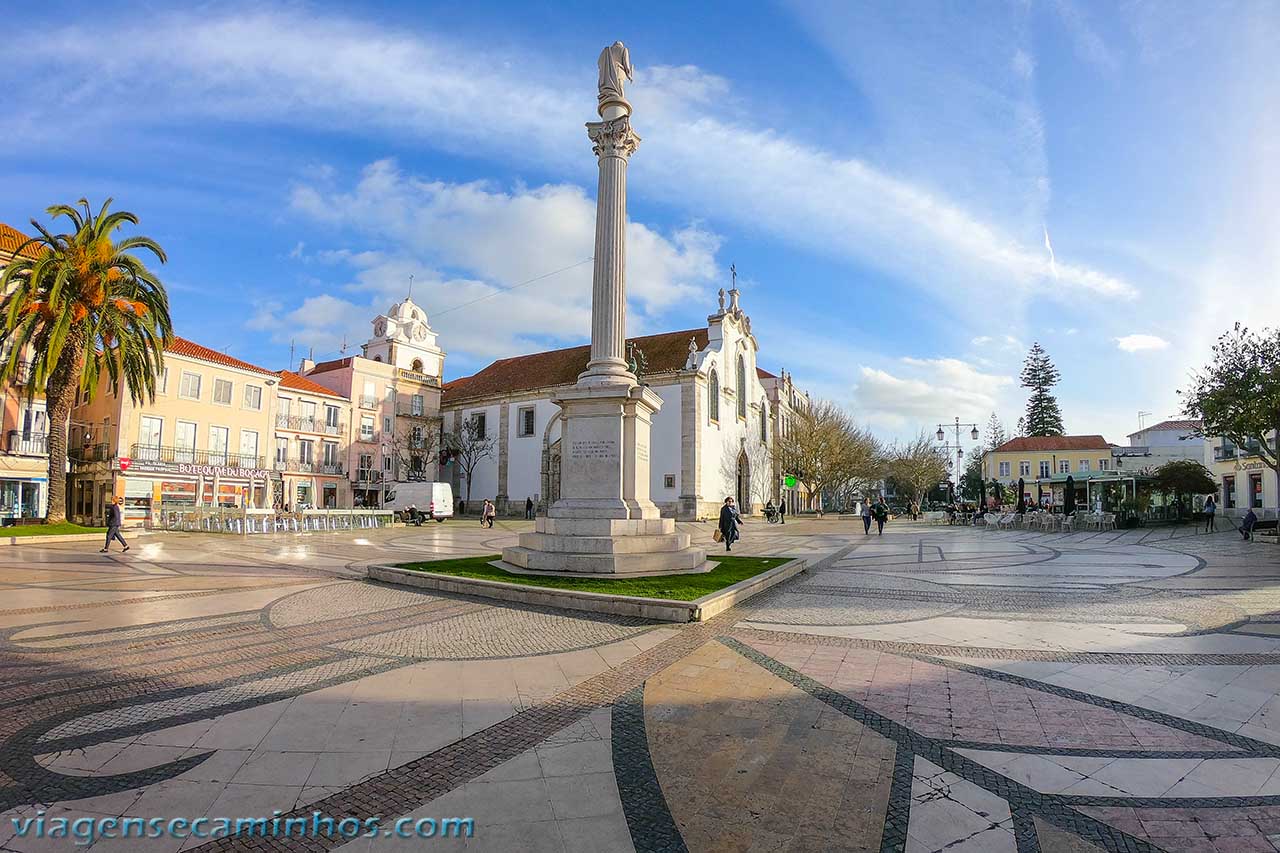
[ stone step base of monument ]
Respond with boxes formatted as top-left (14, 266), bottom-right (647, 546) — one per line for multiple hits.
top-left (535, 516), bottom-right (674, 536)
top-left (518, 531), bottom-right (693, 555)
top-left (488, 558), bottom-right (717, 579)
top-left (501, 543), bottom-right (709, 576)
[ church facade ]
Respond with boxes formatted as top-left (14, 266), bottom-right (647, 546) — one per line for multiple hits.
top-left (440, 287), bottom-right (809, 520)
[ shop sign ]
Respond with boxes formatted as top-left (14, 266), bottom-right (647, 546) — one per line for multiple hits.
top-left (116, 457), bottom-right (272, 479)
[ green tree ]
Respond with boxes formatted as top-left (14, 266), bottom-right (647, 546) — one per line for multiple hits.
top-left (959, 451), bottom-right (985, 502)
top-left (1181, 323), bottom-right (1280, 506)
top-left (984, 412), bottom-right (1008, 450)
top-left (0, 200), bottom-right (172, 523)
top-left (775, 399), bottom-right (880, 514)
top-left (1151, 460), bottom-right (1217, 520)
top-left (1020, 342), bottom-right (1065, 436)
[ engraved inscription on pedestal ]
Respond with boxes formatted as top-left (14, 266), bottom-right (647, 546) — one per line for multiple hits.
top-left (637, 443), bottom-right (649, 463)
top-left (572, 439), bottom-right (619, 460)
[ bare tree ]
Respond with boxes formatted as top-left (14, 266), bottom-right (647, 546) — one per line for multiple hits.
top-left (446, 415), bottom-right (496, 503)
top-left (387, 417), bottom-right (442, 483)
top-left (717, 435), bottom-right (777, 514)
top-left (775, 399), bottom-right (881, 514)
top-left (887, 432), bottom-right (951, 509)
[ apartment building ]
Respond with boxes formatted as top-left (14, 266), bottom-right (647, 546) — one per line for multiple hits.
top-left (69, 338), bottom-right (280, 524)
top-left (1205, 432), bottom-right (1277, 513)
top-left (0, 223), bottom-right (48, 520)
top-left (273, 370), bottom-right (351, 509)
top-left (303, 296), bottom-right (445, 507)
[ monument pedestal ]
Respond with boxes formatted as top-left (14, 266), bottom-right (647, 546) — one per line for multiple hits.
top-left (501, 381), bottom-right (707, 575)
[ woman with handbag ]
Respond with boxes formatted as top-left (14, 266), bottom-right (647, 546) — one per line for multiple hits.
top-left (717, 496), bottom-right (742, 552)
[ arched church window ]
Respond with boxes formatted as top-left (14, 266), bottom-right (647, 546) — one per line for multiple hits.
top-left (736, 356), bottom-right (747, 419)
top-left (760, 401), bottom-right (768, 442)
top-left (708, 370), bottom-right (720, 422)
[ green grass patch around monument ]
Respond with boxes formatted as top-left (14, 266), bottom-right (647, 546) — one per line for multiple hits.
top-left (393, 555), bottom-right (790, 601)
top-left (1, 522), bottom-right (107, 537)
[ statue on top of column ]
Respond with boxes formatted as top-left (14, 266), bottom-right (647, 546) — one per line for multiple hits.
top-left (597, 41), bottom-right (634, 105)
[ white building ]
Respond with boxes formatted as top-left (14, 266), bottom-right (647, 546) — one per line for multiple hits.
top-left (1204, 431), bottom-right (1277, 516)
top-left (441, 287), bottom-right (798, 519)
top-left (1123, 419), bottom-right (1204, 471)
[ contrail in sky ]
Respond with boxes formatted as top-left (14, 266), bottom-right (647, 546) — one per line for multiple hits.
top-left (1043, 225), bottom-right (1059, 279)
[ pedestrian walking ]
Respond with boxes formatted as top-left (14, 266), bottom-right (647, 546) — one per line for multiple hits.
top-left (911, 501), bottom-right (920, 521)
top-left (873, 498), bottom-right (889, 535)
top-left (525, 496), bottom-right (535, 520)
top-left (101, 497), bottom-right (129, 554)
top-left (482, 500), bottom-right (496, 528)
top-left (861, 500), bottom-right (872, 535)
top-left (718, 496), bottom-right (741, 552)
top-left (1203, 495), bottom-right (1217, 533)
top-left (778, 500), bottom-right (786, 525)
top-left (1240, 507), bottom-right (1258, 541)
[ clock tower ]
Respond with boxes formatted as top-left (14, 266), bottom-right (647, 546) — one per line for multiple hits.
top-left (362, 297), bottom-right (446, 377)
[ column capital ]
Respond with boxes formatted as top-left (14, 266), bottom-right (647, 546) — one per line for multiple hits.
top-left (587, 116), bottom-right (641, 160)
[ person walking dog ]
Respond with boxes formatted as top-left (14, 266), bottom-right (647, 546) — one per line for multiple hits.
top-left (101, 497), bottom-right (129, 554)
top-left (718, 496), bottom-right (742, 552)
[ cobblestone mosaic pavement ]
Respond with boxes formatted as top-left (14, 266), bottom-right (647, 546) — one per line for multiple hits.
top-left (0, 519), bottom-right (1278, 851)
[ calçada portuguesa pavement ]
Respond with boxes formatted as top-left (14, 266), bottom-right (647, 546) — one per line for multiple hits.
top-left (1, 518), bottom-right (1279, 852)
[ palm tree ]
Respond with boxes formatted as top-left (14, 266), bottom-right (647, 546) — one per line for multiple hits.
top-left (0, 199), bottom-right (172, 524)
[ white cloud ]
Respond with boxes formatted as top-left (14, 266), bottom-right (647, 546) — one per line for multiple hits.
top-left (852, 357), bottom-right (1014, 433)
top-left (18, 9), bottom-right (1135, 318)
top-left (1114, 334), bottom-right (1171, 353)
top-left (274, 161), bottom-right (720, 367)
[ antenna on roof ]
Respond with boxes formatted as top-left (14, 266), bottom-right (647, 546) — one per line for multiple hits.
top-left (289, 339), bottom-right (295, 368)
top-left (309, 345), bottom-right (314, 361)
top-left (1137, 410), bottom-right (1152, 431)
top-left (408, 274), bottom-right (414, 300)
top-left (340, 335), bottom-right (348, 356)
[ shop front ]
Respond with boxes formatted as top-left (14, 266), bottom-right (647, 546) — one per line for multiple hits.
top-left (114, 457), bottom-right (276, 523)
top-left (0, 477), bottom-right (46, 521)
top-left (280, 472), bottom-right (346, 510)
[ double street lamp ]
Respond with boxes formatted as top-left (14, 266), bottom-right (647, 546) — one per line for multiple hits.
top-left (936, 417), bottom-right (981, 486)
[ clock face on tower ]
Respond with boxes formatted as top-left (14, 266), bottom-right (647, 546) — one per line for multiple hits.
top-left (413, 325), bottom-right (427, 342)
top-left (373, 319), bottom-right (387, 337)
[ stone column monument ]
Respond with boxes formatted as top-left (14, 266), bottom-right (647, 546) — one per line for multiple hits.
top-left (501, 42), bottom-right (707, 575)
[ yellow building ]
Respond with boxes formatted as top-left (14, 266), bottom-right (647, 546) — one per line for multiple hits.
top-left (1204, 433), bottom-right (1277, 516)
top-left (983, 435), bottom-right (1115, 506)
top-left (69, 337), bottom-right (281, 525)
top-left (0, 223), bottom-right (49, 521)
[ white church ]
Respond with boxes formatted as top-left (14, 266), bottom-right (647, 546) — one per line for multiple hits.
top-left (439, 285), bottom-right (811, 520)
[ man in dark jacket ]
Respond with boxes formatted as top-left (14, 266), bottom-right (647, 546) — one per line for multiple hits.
top-left (101, 497), bottom-right (129, 553)
top-left (778, 500), bottom-right (786, 524)
top-left (525, 497), bottom-right (535, 520)
top-left (1241, 507), bottom-right (1259, 540)
top-left (718, 496), bottom-right (741, 552)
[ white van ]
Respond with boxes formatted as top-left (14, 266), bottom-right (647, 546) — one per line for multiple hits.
top-left (384, 482), bottom-right (454, 523)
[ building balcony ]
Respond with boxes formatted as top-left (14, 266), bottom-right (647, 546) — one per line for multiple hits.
top-left (5, 431), bottom-right (47, 456)
top-left (275, 414), bottom-right (345, 436)
top-left (397, 368), bottom-right (440, 387)
top-left (8, 362), bottom-right (33, 386)
top-left (274, 457), bottom-right (346, 476)
top-left (354, 431), bottom-right (381, 445)
top-left (70, 443), bottom-right (113, 463)
top-left (1214, 444), bottom-right (1238, 462)
top-left (359, 395), bottom-right (378, 410)
top-left (129, 444), bottom-right (265, 469)
top-left (395, 405), bottom-right (437, 419)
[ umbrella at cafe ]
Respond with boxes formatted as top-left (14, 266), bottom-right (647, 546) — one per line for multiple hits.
top-left (1064, 475), bottom-right (1076, 515)
top-left (979, 478), bottom-right (988, 512)
top-left (1016, 478), bottom-right (1026, 513)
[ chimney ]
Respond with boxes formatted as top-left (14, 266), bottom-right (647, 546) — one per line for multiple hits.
top-left (299, 357), bottom-right (315, 374)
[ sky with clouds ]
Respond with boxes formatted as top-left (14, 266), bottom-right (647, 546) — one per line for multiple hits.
top-left (2, 0), bottom-right (1276, 448)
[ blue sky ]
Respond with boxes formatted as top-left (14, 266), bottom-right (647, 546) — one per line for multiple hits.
top-left (2, 0), bottom-right (1276, 446)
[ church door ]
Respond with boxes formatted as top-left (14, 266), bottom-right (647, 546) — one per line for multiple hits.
top-left (736, 451), bottom-right (750, 513)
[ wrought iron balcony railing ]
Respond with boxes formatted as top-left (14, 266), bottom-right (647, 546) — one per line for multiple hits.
top-left (130, 444), bottom-right (265, 469)
top-left (5, 431), bottom-right (47, 455)
top-left (274, 457), bottom-right (346, 475)
top-left (275, 414), bottom-right (345, 436)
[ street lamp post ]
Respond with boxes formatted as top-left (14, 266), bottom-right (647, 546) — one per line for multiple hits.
top-left (935, 416), bottom-right (981, 497)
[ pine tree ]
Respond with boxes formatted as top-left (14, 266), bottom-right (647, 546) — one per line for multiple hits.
top-left (984, 412), bottom-right (1007, 451)
top-left (1020, 343), bottom-right (1065, 436)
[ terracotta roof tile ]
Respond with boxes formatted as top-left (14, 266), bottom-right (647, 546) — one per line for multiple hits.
top-left (991, 435), bottom-right (1111, 453)
top-left (309, 357), bottom-right (354, 374)
top-left (165, 336), bottom-right (275, 376)
top-left (756, 367), bottom-right (777, 379)
top-left (277, 370), bottom-right (347, 399)
top-left (445, 328), bottom-right (708, 404)
top-left (0, 223), bottom-right (43, 261)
